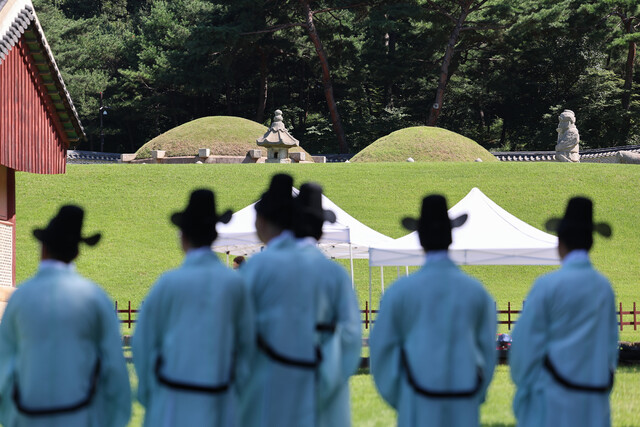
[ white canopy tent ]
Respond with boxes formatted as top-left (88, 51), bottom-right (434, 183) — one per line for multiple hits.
top-left (365, 187), bottom-right (560, 316)
top-left (213, 188), bottom-right (396, 285)
top-left (369, 187), bottom-right (560, 268)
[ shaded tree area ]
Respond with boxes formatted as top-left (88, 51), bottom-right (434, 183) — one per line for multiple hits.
top-left (33, 0), bottom-right (639, 153)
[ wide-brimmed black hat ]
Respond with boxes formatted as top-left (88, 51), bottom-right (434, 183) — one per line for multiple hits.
top-left (255, 174), bottom-right (294, 229)
top-left (295, 183), bottom-right (337, 224)
top-left (33, 205), bottom-right (101, 253)
top-left (545, 197), bottom-right (611, 248)
top-left (402, 195), bottom-right (467, 250)
top-left (171, 189), bottom-right (232, 236)
top-left (293, 183), bottom-right (336, 240)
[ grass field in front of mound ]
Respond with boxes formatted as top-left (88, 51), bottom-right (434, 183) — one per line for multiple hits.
top-left (16, 162), bottom-right (639, 339)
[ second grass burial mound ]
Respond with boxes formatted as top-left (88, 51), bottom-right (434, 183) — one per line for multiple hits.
top-left (351, 127), bottom-right (497, 163)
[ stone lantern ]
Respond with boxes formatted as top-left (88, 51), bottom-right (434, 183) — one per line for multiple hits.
top-left (257, 110), bottom-right (299, 163)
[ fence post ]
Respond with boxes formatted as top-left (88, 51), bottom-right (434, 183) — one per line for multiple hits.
top-left (634, 302), bottom-right (637, 331)
top-left (507, 301), bottom-right (512, 330)
top-left (619, 302), bottom-right (623, 332)
top-left (365, 301), bottom-right (369, 330)
top-left (127, 300), bottom-right (132, 328)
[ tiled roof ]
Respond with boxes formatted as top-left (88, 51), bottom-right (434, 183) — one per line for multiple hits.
top-left (67, 150), bottom-right (120, 164)
top-left (0, 0), bottom-right (85, 142)
top-left (493, 145), bottom-right (640, 162)
top-left (324, 153), bottom-right (355, 163)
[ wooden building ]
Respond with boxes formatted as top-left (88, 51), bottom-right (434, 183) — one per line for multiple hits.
top-left (0, 0), bottom-right (84, 306)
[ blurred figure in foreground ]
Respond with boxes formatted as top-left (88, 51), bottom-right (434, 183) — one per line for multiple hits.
top-left (0, 205), bottom-right (130, 427)
top-left (293, 182), bottom-right (362, 427)
top-left (133, 189), bottom-right (254, 426)
top-left (510, 197), bottom-right (617, 427)
top-left (370, 194), bottom-right (496, 427)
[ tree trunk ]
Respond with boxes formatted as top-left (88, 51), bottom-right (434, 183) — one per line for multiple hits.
top-left (300, 0), bottom-right (349, 153)
top-left (499, 119), bottom-right (507, 147)
top-left (384, 30), bottom-right (396, 108)
top-left (427, 2), bottom-right (472, 126)
top-left (256, 50), bottom-right (269, 123)
top-left (621, 18), bottom-right (636, 111)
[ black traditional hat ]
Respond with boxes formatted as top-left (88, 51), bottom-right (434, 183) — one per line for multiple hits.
top-left (33, 205), bottom-right (101, 258)
top-left (401, 194), bottom-right (467, 250)
top-left (545, 196), bottom-right (611, 250)
top-left (171, 189), bottom-right (232, 243)
top-left (255, 174), bottom-right (294, 230)
top-left (293, 182), bottom-right (336, 240)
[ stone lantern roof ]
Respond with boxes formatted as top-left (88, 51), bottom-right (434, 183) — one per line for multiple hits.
top-left (257, 110), bottom-right (299, 148)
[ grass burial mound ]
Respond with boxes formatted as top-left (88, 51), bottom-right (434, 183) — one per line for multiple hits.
top-left (351, 126), bottom-right (497, 163)
top-left (134, 116), bottom-right (312, 161)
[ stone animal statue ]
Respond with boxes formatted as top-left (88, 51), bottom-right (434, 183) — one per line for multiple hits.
top-left (555, 110), bottom-right (580, 162)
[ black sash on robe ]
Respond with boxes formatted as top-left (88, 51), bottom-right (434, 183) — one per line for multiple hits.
top-left (13, 359), bottom-right (101, 416)
top-left (543, 355), bottom-right (614, 393)
top-left (401, 349), bottom-right (483, 399)
top-left (154, 355), bottom-right (232, 394)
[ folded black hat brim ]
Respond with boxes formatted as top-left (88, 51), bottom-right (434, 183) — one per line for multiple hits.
top-left (545, 218), bottom-right (612, 238)
top-left (33, 229), bottom-right (101, 247)
top-left (401, 214), bottom-right (467, 232)
top-left (171, 209), bottom-right (233, 229)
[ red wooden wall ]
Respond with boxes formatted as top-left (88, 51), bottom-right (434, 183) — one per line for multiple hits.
top-left (0, 38), bottom-right (67, 175)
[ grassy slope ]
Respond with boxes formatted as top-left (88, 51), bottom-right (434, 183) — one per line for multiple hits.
top-left (351, 126), bottom-right (498, 163)
top-left (16, 162), bottom-right (640, 338)
top-left (134, 116), bottom-right (311, 160)
top-left (15, 162), bottom-right (640, 427)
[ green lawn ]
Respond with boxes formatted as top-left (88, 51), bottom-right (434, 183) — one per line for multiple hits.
top-left (125, 364), bottom-right (640, 426)
top-left (13, 162), bottom-right (640, 426)
top-left (16, 162), bottom-right (640, 338)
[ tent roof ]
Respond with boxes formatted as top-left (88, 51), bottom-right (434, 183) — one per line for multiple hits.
top-left (213, 189), bottom-right (395, 259)
top-left (369, 187), bottom-right (560, 266)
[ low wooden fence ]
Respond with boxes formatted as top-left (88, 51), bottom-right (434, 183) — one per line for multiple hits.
top-left (115, 300), bottom-right (640, 333)
top-left (115, 301), bottom-right (138, 329)
top-left (358, 301), bottom-right (640, 332)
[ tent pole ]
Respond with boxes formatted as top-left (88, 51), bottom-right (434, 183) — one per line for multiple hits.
top-left (349, 244), bottom-right (355, 289)
top-left (226, 252), bottom-right (229, 267)
top-left (381, 266), bottom-right (385, 293)
top-left (405, 266), bottom-right (409, 276)
top-left (368, 266), bottom-right (372, 327)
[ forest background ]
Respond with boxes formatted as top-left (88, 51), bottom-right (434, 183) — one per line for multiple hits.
top-left (35, 0), bottom-right (639, 155)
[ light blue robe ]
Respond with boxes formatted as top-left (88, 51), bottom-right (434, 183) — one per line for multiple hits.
top-left (0, 261), bottom-right (131, 427)
top-left (298, 239), bottom-right (362, 427)
top-left (370, 252), bottom-right (496, 427)
top-left (239, 232), bottom-right (361, 427)
top-left (510, 250), bottom-right (618, 427)
top-left (132, 248), bottom-right (254, 427)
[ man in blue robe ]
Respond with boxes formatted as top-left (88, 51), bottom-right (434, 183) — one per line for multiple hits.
top-left (370, 195), bottom-right (496, 427)
top-left (510, 197), bottom-right (618, 427)
top-left (240, 174), bottom-right (346, 427)
top-left (292, 182), bottom-right (362, 427)
top-left (0, 205), bottom-right (131, 427)
top-left (133, 189), bottom-right (254, 427)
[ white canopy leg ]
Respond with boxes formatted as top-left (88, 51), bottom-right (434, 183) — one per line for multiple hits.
top-left (226, 252), bottom-right (229, 267)
top-left (349, 244), bottom-right (355, 289)
top-left (405, 266), bottom-right (409, 276)
top-left (380, 266), bottom-right (385, 293)
top-left (368, 266), bottom-right (372, 329)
